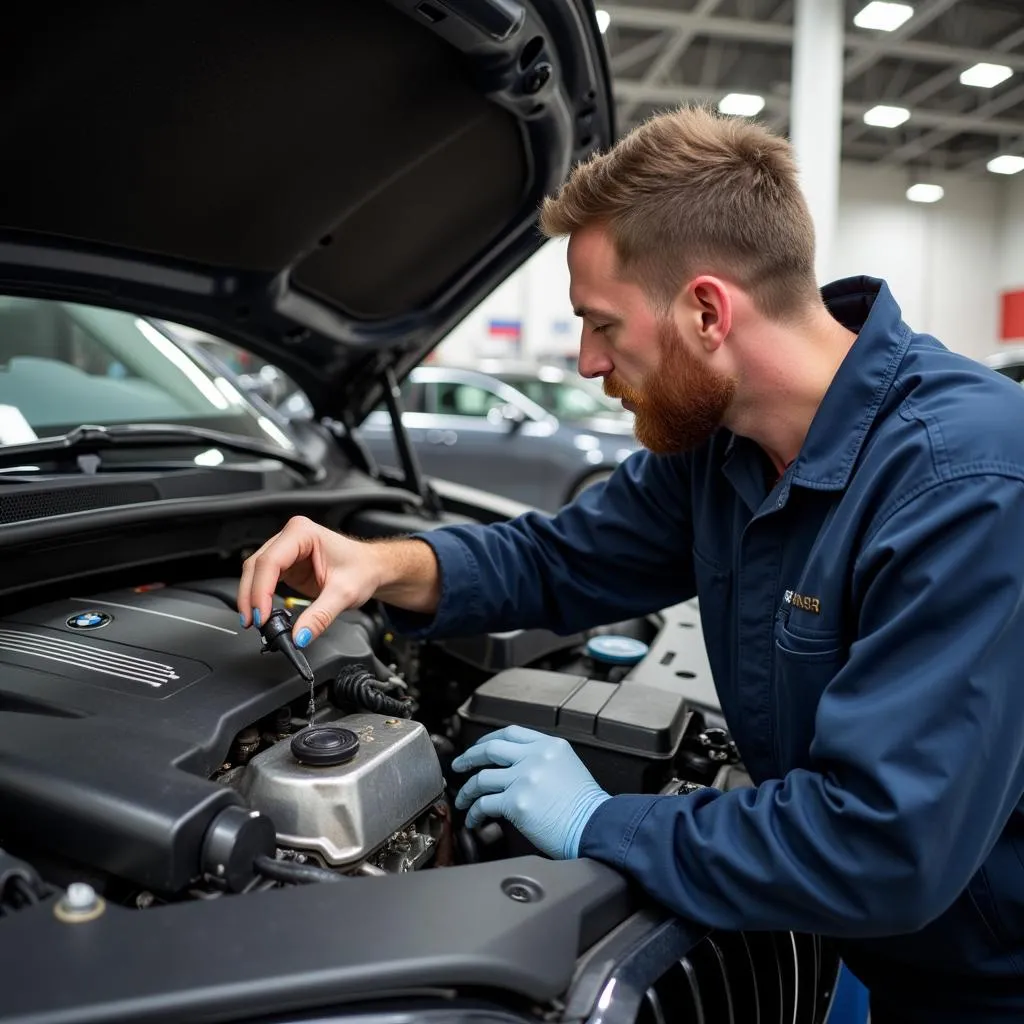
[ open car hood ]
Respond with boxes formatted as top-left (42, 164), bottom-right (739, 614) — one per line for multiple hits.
top-left (0, 0), bottom-right (613, 423)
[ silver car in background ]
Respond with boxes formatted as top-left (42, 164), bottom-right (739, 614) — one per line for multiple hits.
top-left (357, 363), bottom-right (639, 512)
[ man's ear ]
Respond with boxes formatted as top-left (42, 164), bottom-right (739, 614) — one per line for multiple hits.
top-left (678, 276), bottom-right (731, 352)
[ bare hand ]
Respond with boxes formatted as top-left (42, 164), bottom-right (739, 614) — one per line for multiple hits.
top-left (237, 516), bottom-right (381, 645)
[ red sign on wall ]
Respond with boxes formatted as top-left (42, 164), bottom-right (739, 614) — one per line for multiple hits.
top-left (1001, 289), bottom-right (1024, 341)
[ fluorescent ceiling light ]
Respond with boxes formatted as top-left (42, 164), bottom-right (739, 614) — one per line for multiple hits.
top-left (853, 2), bottom-right (914, 31)
top-left (863, 104), bottom-right (910, 128)
top-left (718, 93), bottom-right (765, 117)
top-left (960, 62), bottom-right (1013, 88)
top-left (906, 183), bottom-right (944, 203)
top-left (987, 154), bottom-right (1024, 175)
top-left (595, 9), bottom-right (610, 33)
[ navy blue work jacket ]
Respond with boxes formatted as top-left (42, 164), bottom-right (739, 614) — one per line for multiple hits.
top-left (387, 277), bottom-right (1024, 1021)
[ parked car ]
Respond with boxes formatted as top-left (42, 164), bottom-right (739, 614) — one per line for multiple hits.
top-left (984, 347), bottom-right (1024, 382)
top-left (475, 358), bottom-right (633, 422)
top-left (0, 3), bottom-right (838, 1024)
top-left (357, 364), bottom-right (639, 511)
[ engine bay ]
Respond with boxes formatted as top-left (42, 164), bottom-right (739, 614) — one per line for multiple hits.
top-left (0, 566), bottom-right (842, 1024)
top-left (0, 576), bottom-right (742, 909)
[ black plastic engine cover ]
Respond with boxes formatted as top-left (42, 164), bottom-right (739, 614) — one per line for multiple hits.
top-left (458, 668), bottom-right (692, 794)
top-left (0, 580), bottom-right (374, 892)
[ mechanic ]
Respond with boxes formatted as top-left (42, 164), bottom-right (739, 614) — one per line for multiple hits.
top-left (237, 106), bottom-right (1024, 1022)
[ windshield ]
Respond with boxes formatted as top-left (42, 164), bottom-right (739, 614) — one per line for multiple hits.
top-left (496, 374), bottom-right (628, 420)
top-left (0, 296), bottom-right (293, 448)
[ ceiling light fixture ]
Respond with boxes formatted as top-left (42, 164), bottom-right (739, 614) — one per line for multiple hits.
top-left (987, 155), bottom-right (1024, 175)
top-left (595, 9), bottom-right (610, 34)
top-left (906, 183), bottom-right (944, 203)
top-left (960, 62), bottom-right (1013, 88)
top-left (718, 93), bottom-right (766, 117)
top-left (853, 2), bottom-right (914, 31)
top-left (863, 104), bottom-right (911, 128)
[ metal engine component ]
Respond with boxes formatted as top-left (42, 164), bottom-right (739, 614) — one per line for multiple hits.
top-left (374, 823), bottom-right (440, 873)
top-left (233, 712), bottom-right (445, 867)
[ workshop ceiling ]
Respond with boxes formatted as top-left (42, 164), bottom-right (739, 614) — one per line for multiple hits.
top-left (600, 0), bottom-right (1024, 177)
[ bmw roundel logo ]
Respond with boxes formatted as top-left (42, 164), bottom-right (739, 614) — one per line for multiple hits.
top-left (66, 610), bottom-right (112, 630)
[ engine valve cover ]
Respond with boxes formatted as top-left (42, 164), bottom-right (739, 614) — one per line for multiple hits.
top-left (234, 712), bottom-right (444, 866)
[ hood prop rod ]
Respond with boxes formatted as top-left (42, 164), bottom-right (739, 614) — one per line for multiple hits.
top-left (381, 366), bottom-right (442, 518)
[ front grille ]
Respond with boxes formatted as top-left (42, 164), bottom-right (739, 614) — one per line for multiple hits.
top-left (575, 920), bottom-right (839, 1024)
top-left (637, 931), bottom-right (836, 1024)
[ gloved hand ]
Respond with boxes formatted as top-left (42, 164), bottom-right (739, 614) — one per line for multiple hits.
top-left (451, 725), bottom-right (611, 860)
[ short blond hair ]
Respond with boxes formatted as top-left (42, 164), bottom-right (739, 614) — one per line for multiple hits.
top-left (539, 105), bottom-right (819, 321)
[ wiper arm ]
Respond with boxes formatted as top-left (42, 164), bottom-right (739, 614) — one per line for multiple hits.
top-left (0, 424), bottom-right (322, 479)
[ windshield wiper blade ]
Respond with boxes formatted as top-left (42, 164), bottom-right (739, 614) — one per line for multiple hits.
top-left (0, 424), bottom-right (322, 479)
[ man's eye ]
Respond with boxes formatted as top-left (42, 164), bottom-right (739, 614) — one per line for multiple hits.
top-left (592, 323), bottom-right (609, 334)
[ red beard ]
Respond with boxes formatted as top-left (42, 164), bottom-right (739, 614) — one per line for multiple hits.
top-left (603, 319), bottom-right (737, 454)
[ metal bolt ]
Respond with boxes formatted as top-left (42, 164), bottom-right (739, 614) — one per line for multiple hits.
top-left (135, 891), bottom-right (155, 909)
top-left (64, 883), bottom-right (98, 912)
top-left (501, 876), bottom-right (543, 903)
top-left (524, 62), bottom-right (552, 94)
top-left (55, 881), bottom-right (106, 923)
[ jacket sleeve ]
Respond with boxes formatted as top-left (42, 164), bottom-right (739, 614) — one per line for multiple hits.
top-left (382, 450), bottom-right (696, 638)
top-left (579, 472), bottom-right (1024, 938)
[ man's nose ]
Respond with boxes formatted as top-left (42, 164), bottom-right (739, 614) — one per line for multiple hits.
top-left (577, 335), bottom-right (613, 379)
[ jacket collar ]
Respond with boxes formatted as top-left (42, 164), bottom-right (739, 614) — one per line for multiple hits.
top-left (789, 275), bottom-right (911, 492)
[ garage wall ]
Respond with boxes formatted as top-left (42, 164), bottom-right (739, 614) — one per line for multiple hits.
top-left (997, 175), bottom-right (1024, 344)
top-left (436, 237), bottom-right (574, 366)
top-left (999, 174), bottom-right (1024, 293)
top-left (830, 162), bottom-right (1002, 362)
top-left (436, 162), bottom-right (1013, 367)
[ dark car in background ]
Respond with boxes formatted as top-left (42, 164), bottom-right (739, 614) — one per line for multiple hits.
top-left (984, 347), bottom-right (1024, 382)
top-left (358, 363), bottom-right (639, 510)
top-left (156, 338), bottom-right (640, 512)
top-left (0, 3), bottom-right (839, 1024)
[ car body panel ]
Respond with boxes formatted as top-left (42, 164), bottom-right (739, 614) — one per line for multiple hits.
top-left (0, 0), bottom-right (615, 424)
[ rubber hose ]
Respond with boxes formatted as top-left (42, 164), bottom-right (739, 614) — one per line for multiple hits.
top-left (456, 828), bottom-right (480, 865)
top-left (332, 665), bottom-right (413, 718)
top-left (254, 855), bottom-right (345, 885)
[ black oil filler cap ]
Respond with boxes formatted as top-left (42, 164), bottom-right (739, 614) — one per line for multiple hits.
top-left (291, 725), bottom-right (360, 766)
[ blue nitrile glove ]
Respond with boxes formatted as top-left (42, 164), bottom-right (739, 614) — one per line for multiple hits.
top-left (451, 725), bottom-right (611, 860)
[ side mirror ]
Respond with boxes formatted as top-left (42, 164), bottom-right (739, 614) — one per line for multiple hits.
top-left (488, 403), bottom-right (526, 430)
top-left (497, 403), bottom-right (526, 431)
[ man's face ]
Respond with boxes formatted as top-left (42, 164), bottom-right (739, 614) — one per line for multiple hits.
top-left (567, 225), bottom-right (736, 454)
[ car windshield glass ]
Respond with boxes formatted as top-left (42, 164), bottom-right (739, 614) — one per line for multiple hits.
top-left (501, 375), bottom-right (625, 420)
top-left (0, 296), bottom-right (292, 448)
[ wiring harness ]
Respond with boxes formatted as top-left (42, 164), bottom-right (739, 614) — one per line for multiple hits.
top-left (331, 664), bottom-right (415, 719)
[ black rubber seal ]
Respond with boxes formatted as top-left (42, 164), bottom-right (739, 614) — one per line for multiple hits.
top-left (290, 725), bottom-right (360, 767)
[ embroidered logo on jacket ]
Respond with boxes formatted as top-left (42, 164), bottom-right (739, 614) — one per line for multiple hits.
top-left (784, 590), bottom-right (821, 614)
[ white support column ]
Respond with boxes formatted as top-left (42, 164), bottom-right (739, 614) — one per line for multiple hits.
top-left (789, 0), bottom-right (845, 283)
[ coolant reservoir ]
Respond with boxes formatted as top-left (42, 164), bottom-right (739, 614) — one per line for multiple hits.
top-left (585, 634), bottom-right (649, 682)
